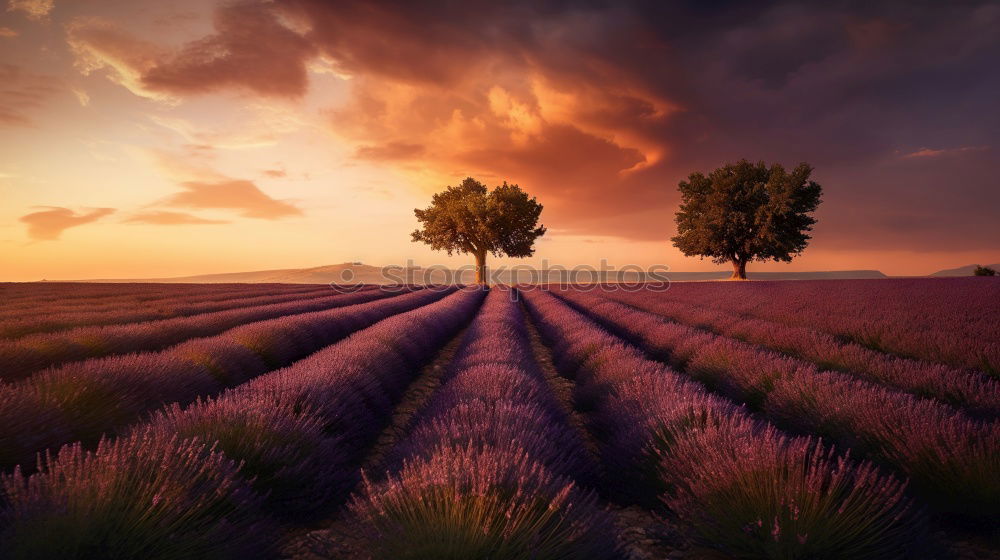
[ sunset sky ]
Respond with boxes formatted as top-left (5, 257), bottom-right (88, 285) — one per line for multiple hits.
top-left (1, 0), bottom-right (997, 281)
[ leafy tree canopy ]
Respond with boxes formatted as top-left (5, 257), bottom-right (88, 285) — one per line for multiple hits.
top-left (412, 177), bottom-right (545, 284)
top-left (671, 159), bottom-right (822, 279)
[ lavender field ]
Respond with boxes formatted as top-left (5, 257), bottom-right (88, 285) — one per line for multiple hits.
top-left (0, 279), bottom-right (997, 559)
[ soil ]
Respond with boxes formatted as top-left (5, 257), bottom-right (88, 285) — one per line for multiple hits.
top-left (279, 326), bottom-right (470, 560)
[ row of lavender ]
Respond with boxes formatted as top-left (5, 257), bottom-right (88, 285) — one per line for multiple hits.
top-left (522, 288), bottom-right (925, 558)
top-left (553, 288), bottom-right (1000, 517)
top-left (0, 288), bottom-right (484, 558)
top-left (642, 278), bottom-right (1000, 374)
top-left (0, 284), bottom-right (347, 339)
top-left (606, 290), bottom-right (1000, 418)
top-left (348, 289), bottom-right (617, 558)
top-left (0, 286), bottom-right (392, 379)
top-left (0, 288), bottom-right (444, 470)
top-left (0, 282), bottom-right (319, 311)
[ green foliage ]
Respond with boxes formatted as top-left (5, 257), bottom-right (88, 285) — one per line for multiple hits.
top-left (411, 178), bottom-right (545, 283)
top-left (671, 160), bottom-right (822, 278)
top-left (973, 265), bottom-right (996, 276)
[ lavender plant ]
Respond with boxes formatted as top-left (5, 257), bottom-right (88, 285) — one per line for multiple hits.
top-left (521, 288), bottom-right (924, 558)
top-left (0, 427), bottom-right (273, 560)
top-left (0, 288), bottom-right (448, 472)
top-left (553, 287), bottom-right (1000, 517)
top-left (349, 289), bottom-right (616, 559)
top-left (352, 444), bottom-right (615, 560)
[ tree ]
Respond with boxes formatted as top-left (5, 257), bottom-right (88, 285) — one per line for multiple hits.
top-left (412, 177), bottom-right (546, 285)
top-left (671, 159), bottom-right (822, 280)
top-left (974, 265), bottom-right (996, 276)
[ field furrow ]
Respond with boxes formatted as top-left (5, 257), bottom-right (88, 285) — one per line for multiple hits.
top-left (645, 279), bottom-right (1000, 374)
top-left (520, 297), bottom-right (603, 464)
top-left (522, 288), bottom-right (925, 558)
top-left (0, 282), bottom-right (322, 313)
top-left (552, 287), bottom-right (1000, 518)
top-left (0, 286), bottom-right (396, 379)
top-left (0, 285), bottom-right (351, 339)
top-left (344, 288), bottom-right (616, 559)
top-left (0, 288), bottom-right (449, 471)
top-left (282, 309), bottom-right (477, 558)
top-left (603, 290), bottom-right (1000, 418)
top-left (0, 288), bottom-right (485, 559)
top-left (0, 279), bottom-right (996, 559)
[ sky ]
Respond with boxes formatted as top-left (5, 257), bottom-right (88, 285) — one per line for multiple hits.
top-left (1, 0), bottom-right (998, 281)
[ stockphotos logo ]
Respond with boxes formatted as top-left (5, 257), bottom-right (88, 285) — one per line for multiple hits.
top-left (329, 260), bottom-right (671, 293)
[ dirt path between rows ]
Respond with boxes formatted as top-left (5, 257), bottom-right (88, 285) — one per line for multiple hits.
top-left (280, 325), bottom-right (470, 560)
top-left (518, 295), bottom-right (690, 560)
top-left (519, 298), bottom-right (603, 464)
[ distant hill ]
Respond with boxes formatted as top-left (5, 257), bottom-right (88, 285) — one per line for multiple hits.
top-left (77, 263), bottom-right (887, 284)
top-left (930, 263), bottom-right (1000, 277)
top-left (82, 264), bottom-right (391, 285)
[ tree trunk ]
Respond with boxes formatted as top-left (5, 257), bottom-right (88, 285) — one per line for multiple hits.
top-left (474, 252), bottom-right (488, 286)
top-left (730, 259), bottom-right (748, 280)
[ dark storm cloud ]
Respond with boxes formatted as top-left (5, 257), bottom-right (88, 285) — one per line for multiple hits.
top-left (288, 0), bottom-right (999, 249)
top-left (141, 1), bottom-right (315, 97)
top-left (70, 0), bottom-right (1000, 251)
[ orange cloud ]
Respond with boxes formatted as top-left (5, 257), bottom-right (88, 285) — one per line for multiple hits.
top-left (143, 2), bottom-right (315, 98)
top-left (326, 75), bottom-right (663, 227)
top-left (53, 0), bottom-right (1000, 255)
top-left (67, 18), bottom-right (166, 100)
top-left (270, 1), bottom-right (680, 232)
top-left (6, 0), bottom-right (53, 21)
top-left (0, 26), bottom-right (18, 38)
top-left (67, 2), bottom-right (314, 100)
top-left (124, 211), bottom-right (228, 225)
top-left (901, 146), bottom-right (989, 158)
top-left (62, 1), bottom-right (677, 237)
top-left (354, 142), bottom-right (425, 161)
top-left (19, 207), bottom-right (115, 240)
top-left (161, 180), bottom-right (302, 219)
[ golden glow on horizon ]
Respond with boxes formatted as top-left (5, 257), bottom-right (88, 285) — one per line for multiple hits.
top-left (0, 1), bottom-right (995, 281)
